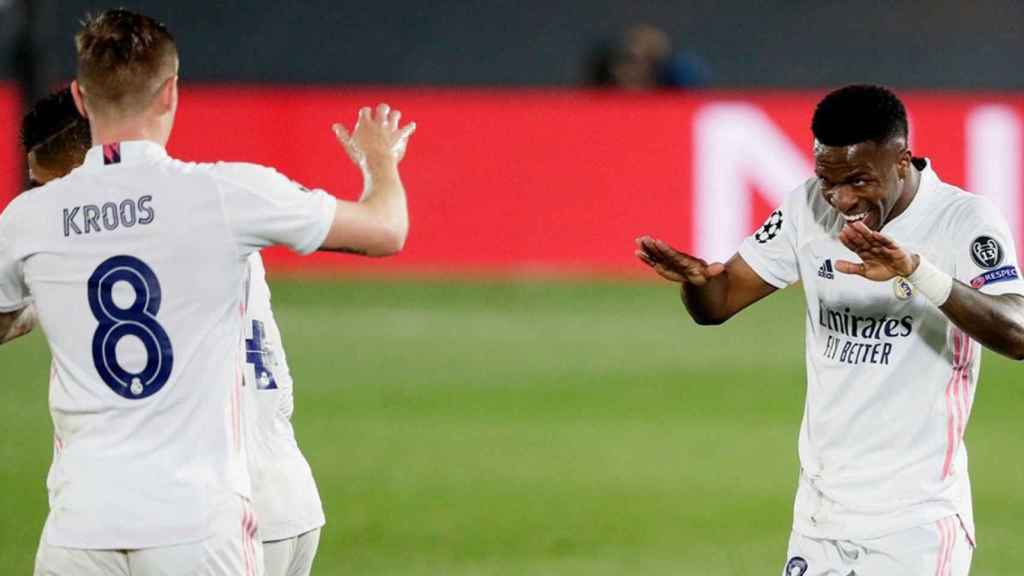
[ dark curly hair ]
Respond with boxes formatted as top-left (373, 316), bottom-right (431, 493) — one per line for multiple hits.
top-left (811, 85), bottom-right (908, 147)
top-left (21, 87), bottom-right (91, 174)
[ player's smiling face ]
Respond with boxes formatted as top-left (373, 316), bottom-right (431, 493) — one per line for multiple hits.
top-left (814, 139), bottom-right (909, 232)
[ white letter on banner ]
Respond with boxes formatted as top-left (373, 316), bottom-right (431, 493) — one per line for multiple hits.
top-left (694, 103), bottom-right (812, 261)
top-left (967, 105), bottom-right (1022, 241)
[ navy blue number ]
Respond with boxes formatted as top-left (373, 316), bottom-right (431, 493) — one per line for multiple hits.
top-left (246, 320), bottom-right (278, 390)
top-left (88, 255), bottom-right (174, 399)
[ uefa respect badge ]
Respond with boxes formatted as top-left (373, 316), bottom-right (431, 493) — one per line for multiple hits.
top-left (970, 265), bottom-right (1019, 289)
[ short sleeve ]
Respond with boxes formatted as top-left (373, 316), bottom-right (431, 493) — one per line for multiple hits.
top-left (737, 186), bottom-right (802, 289)
top-left (951, 196), bottom-right (1024, 296)
top-left (0, 208), bottom-right (31, 312)
top-left (212, 163), bottom-right (338, 256)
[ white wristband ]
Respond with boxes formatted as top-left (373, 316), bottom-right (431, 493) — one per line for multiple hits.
top-left (906, 255), bottom-right (953, 307)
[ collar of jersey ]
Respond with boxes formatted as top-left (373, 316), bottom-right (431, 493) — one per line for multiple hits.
top-left (81, 140), bottom-right (169, 170)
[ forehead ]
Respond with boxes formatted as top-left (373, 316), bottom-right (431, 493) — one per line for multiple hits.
top-left (813, 140), bottom-right (889, 176)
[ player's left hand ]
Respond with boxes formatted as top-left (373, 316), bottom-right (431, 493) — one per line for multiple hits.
top-left (835, 221), bottom-right (919, 281)
top-left (332, 103), bottom-right (416, 170)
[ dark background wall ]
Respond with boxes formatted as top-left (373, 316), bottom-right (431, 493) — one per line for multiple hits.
top-left (2, 0), bottom-right (1023, 89)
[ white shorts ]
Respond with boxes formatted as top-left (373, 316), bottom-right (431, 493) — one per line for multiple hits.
top-left (34, 497), bottom-right (264, 576)
top-left (782, 516), bottom-right (973, 576)
top-left (262, 529), bottom-right (321, 576)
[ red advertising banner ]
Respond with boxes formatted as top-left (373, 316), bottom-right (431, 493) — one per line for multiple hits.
top-left (3, 86), bottom-right (1024, 276)
top-left (0, 84), bottom-right (20, 215)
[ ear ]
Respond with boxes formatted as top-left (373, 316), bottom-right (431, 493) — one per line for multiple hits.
top-left (895, 145), bottom-right (912, 180)
top-left (156, 75), bottom-right (178, 113)
top-left (70, 81), bottom-right (89, 119)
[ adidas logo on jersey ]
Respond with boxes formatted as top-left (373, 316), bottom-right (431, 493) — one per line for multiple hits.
top-left (817, 259), bottom-right (835, 280)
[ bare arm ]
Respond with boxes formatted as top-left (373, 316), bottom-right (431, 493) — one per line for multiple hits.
top-left (940, 285), bottom-right (1024, 360)
top-left (636, 236), bottom-right (777, 325)
top-left (322, 103), bottom-right (416, 257)
top-left (0, 304), bottom-right (37, 346)
top-left (836, 221), bottom-right (1024, 360)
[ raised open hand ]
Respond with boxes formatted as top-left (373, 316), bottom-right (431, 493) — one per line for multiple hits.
top-left (635, 236), bottom-right (726, 285)
top-left (332, 103), bottom-right (417, 170)
top-left (835, 221), bottom-right (918, 281)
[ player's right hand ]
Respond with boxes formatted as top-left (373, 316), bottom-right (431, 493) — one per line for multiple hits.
top-left (635, 236), bottom-right (725, 285)
top-left (332, 103), bottom-right (417, 170)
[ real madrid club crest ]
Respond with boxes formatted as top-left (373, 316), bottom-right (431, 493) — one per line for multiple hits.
top-left (893, 276), bottom-right (913, 300)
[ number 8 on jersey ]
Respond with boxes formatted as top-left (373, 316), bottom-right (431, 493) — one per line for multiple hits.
top-left (87, 255), bottom-right (174, 399)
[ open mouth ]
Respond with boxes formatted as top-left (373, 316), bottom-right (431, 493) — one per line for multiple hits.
top-left (840, 212), bottom-right (869, 224)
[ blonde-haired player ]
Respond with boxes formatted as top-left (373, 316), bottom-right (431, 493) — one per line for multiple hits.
top-left (0, 9), bottom-right (415, 576)
top-left (18, 84), bottom-right (330, 575)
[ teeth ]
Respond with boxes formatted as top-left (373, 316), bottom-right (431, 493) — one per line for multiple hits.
top-left (841, 212), bottom-right (867, 223)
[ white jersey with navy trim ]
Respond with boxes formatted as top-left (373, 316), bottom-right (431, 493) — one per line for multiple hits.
top-left (739, 159), bottom-right (1024, 542)
top-left (242, 253), bottom-right (326, 542)
top-left (0, 140), bottom-right (336, 549)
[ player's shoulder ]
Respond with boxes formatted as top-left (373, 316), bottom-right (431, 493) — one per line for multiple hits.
top-left (196, 161), bottom-right (298, 192)
top-left (931, 179), bottom-right (1001, 230)
top-left (0, 172), bottom-right (80, 224)
top-left (775, 177), bottom-right (823, 213)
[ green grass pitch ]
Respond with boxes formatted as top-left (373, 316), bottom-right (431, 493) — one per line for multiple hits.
top-left (2, 279), bottom-right (1023, 574)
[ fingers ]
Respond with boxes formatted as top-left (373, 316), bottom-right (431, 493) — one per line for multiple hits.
top-left (857, 222), bottom-right (898, 249)
top-left (705, 262), bottom-right (726, 277)
top-left (839, 223), bottom-right (887, 258)
top-left (388, 110), bottom-right (402, 131)
top-left (376, 103), bottom-right (391, 123)
top-left (634, 236), bottom-right (719, 284)
top-left (331, 123), bottom-right (364, 165)
top-left (634, 245), bottom-right (682, 281)
top-left (331, 123), bottom-right (351, 145)
top-left (635, 249), bottom-right (656, 267)
top-left (834, 259), bottom-right (867, 277)
top-left (636, 236), bottom-right (689, 268)
top-left (398, 121), bottom-right (417, 140)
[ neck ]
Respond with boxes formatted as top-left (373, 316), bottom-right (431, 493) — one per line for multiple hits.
top-left (883, 165), bottom-right (922, 226)
top-left (89, 116), bottom-right (166, 148)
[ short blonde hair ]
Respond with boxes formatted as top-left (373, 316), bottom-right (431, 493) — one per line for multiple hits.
top-left (75, 9), bottom-right (178, 117)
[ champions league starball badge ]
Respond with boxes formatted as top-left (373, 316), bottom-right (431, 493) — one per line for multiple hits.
top-left (970, 236), bottom-right (1004, 269)
top-left (784, 556), bottom-right (808, 576)
top-left (755, 209), bottom-right (784, 244)
top-left (893, 276), bottom-right (914, 300)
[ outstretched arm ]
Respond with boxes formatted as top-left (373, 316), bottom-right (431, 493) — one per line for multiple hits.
top-left (635, 236), bottom-right (777, 325)
top-left (322, 103), bottom-right (416, 256)
top-left (836, 221), bottom-right (1024, 359)
top-left (0, 305), bottom-right (37, 346)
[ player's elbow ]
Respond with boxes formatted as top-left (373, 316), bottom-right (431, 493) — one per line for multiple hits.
top-left (367, 225), bottom-right (407, 257)
top-left (322, 206), bottom-right (408, 256)
top-left (1007, 331), bottom-right (1024, 361)
top-left (692, 314), bottom-right (727, 326)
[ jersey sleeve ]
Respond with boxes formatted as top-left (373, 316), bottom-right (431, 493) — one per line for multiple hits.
top-left (0, 207), bottom-right (31, 312)
top-left (737, 186), bottom-right (802, 289)
top-left (213, 163), bottom-right (338, 256)
top-left (951, 195), bottom-right (1024, 296)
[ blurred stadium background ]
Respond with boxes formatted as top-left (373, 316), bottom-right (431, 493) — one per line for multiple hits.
top-left (3, 2), bottom-right (1024, 574)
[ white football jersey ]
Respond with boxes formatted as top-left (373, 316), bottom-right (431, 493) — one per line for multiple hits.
top-left (241, 253), bottom-right (326, 541)
top-left (739, 159), bottom-right (1024, 542)
top-left (0, 141), bottom-right (337, 549)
